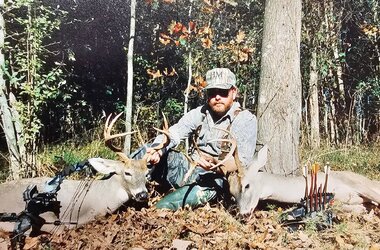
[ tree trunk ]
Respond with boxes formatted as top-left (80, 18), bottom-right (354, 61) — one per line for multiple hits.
top-left (257, 0), bottom-right (302, 175)
top-left (308, 49), bottom-right (320, 149)
top-left (183, 0), bottom-right (194, 152)
top-left (0, 5), bottom-right (22, 180)
top-left (324, 0), bottom-right (343, 145)
top-left (124, 0), bottom-right (136, 155)
top-left (322, 88), bottom-right (330, 146)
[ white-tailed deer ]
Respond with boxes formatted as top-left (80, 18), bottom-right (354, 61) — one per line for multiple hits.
top-left (228, 145), bottom-right (380, 215)
top-left (0, 113), bottom-right (170, 235)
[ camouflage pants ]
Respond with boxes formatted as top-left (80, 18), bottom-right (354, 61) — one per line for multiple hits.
top-left (130, 145), bottom-right (227, 210)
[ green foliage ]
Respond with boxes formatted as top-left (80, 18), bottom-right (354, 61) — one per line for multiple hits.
top-left (163, 98), bottom-right (184, 123)
top-left (334, 222), bottom-right (348, 235)
top-left (266, 203), bottom-right (277, 211)
top-left (3, 0), bottom-right (67, 161)
top-left (37, 136), bottom-right (116, 176)
top-left (357, 78), bottom-right (380, 98)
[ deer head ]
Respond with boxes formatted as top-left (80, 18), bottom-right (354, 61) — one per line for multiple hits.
top-left (88, 112), bottom-right (170, 202)
top-left (210, 129), bottom-right (268, 214)
top-left (228, 145), bottom-right (268, 214)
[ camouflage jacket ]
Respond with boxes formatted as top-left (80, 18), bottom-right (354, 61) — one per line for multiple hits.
top-left (154, 102), bottom-right (257, 168)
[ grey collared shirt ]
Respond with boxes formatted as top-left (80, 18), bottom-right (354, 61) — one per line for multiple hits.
top-left (154, 102), bottom-right (257, 168)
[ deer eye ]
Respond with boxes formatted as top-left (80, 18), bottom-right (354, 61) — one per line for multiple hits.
top-left (124, 172), bottom-right (132, 177)
top-left (244, 184), bottom-right (250, 190)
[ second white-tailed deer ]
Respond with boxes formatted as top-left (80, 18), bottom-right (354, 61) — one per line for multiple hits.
top-left (228, 145), bottom-right (380, 215)
top-left (0, 113), bottom-right (170, 235)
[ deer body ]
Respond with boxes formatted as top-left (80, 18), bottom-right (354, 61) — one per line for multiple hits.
top-left (0, 157), bottom-right (149, 233)
top-left (232, 170), bottom-right (380, 215)
top-left (0, 113), bottom-right (170, 235)
top-left (228, 145), bottom-right (380, 215)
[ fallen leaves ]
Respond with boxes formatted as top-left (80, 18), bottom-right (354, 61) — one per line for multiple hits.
top-left (5, 202), bottom-right (379, 249)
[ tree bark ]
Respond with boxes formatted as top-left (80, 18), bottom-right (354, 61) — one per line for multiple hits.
top-left (124, 0), bottom-right (136, 155)
top-left (308, 49), bottom-right (320, 149)
top-left (257, 0), bottom-right (302, 175)
top-left (183, 0), bottom-right (194, 152)
top-left (0, 4), bottom-right (22, 179)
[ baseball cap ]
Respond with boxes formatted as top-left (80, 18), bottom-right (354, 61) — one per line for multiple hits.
top-left (204, 68), bottom-right (236, 90)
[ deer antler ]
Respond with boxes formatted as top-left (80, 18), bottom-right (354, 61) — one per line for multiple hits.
top-left (143, 113), bottom-right (171, 162)
top-left (182, 127), bottom-right (240, 184)
top-left (208, 138), bottom-right (236, 172)
top-left (151, 113), bottom-right (170, 151)
top-left (208, 128), bottom-right (242, 175)
top-left (104, 112), bottom-right (135, 163)
top-left (104, 112), bottom-right (171, 164)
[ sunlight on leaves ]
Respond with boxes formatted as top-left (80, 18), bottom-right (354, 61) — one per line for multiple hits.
top-left (163, 67), bottom-right (177, 77)
top-left (159, 33), bottom-right (172, 45)
top-left (236, 30), bottom-right (245, 43)
top-left (147, 69), bottom-right (163, 79)
top-left (201, 37), bottom-right (212, 48)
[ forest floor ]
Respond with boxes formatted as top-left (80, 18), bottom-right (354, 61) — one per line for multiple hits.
top-left (2, 186), bottom-right (380, 250)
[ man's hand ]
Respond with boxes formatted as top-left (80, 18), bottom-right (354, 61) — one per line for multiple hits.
top-left (146, 148), bottom-right (162, 165)
top-left (195, 153), bottom-right (237, 173)
top-left (220, 157), bottom-right (238, 172)
top-left (195, 158), bottom-right (213, 170)
top-left (195, 154), bottom-right (217, 171)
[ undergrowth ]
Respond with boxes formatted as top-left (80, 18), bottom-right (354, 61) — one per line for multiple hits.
top-left (300, 144), bottom-right (380, 180)
top-left (37, 139), bottom-right (380, 180)
top-left (32, 126), bottom-right (148, 177)
top-left (1, 128), bottom-right (380, 181)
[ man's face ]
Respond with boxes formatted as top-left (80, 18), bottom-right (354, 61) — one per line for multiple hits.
top-left (207, 87), bottom-right (237, 118)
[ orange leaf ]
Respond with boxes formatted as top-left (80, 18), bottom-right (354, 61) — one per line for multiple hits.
top-left (194, 76), bottom-right (207, 88)
top-left (159, 37), bottom-right (171, 45)
top-left (163, 67), bottom-right (178, 77)
top-left (238, 50), bottom-right (249, 62)
top-left (172, 22), bottom-right (183, 34)
top-left (236, 30), bottom-right (245, 43)
top-left (159, 33), bottom-right (172, 45)
top-left (241, 47), bottom-right (254, 53)
top-left (238, 47), bottom-right (254, 62)
top-left (203, 0), bottom-right (212, 5)
top-left (147, 69), bottom-right (163, 79)
top-left (185, 85), bottom-right (200, 95)
top-left (201, 37), bottom-right (212, 48)
top-left (198, 26), bottom-right (213, 36)
top-left (217, 44), bottom-right (227, 50)
top-left (179, 33), bottom-right (188, 40)
top-left (181, 25), bottom-right (188, 34)
top-left (160, 33), bottom-right (172, 40)
top-left (188, 21), bottom-right (196, 32)
top-left (201, 6), bottom-right (214, 14)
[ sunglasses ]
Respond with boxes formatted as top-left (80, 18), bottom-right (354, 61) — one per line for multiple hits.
top-left (206, 89), bottom-right (230, 98)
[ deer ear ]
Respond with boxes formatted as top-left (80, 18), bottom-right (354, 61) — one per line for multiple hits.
top-left (250, 145), bottom-right (268, 173)
top-left (88, 158), bottom-right (124, 175)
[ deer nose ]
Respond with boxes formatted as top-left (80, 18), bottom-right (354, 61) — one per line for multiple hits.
top-left (135, 191), bottom-right (149, 202)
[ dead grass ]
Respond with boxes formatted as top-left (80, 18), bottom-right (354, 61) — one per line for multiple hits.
top-left (300, 144), bottom-right (380, 180)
